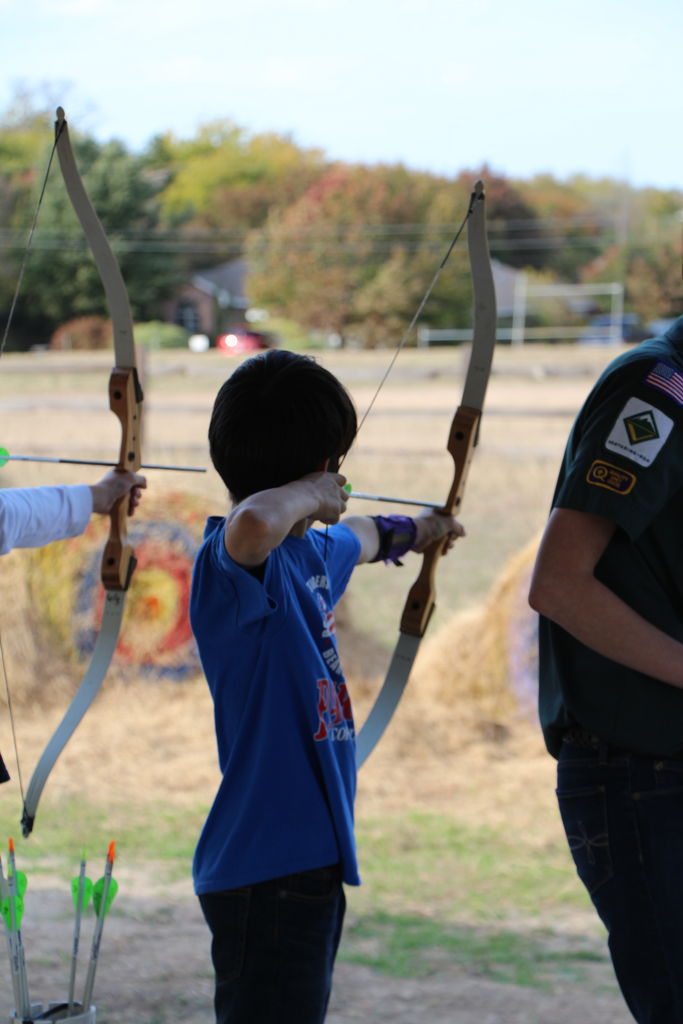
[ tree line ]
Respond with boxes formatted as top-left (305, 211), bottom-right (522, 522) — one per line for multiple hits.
top-left (1, 95), bottom-right (681, 351)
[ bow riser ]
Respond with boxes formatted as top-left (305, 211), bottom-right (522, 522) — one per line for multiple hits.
top-left (102, 367), bottom-right (143, 591)
top-left (110, 367), bottom-right (143, 471)
top-left (399, 404), bottom-right (481, 637)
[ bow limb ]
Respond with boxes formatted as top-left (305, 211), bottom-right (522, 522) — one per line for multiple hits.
top-left (21, 108), bottom-right (143, 836)
top-left (52, 106), bottom-right (142, 587)
top-left (355, 180), bottom-right (497, 767)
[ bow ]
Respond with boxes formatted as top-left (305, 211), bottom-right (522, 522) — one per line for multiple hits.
top-left (20, 108), bottom-right (143, 835)
top-left (355, 180), bottom-right (497, 767)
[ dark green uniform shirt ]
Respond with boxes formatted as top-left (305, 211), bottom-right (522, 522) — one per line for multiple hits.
top-left (539, 316), bottom-right (683, 758)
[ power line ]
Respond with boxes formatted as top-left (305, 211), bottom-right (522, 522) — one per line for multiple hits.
top-left (0, 212), bottom-right (679, 259)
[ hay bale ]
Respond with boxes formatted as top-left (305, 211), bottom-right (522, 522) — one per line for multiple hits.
top-left (0, 548), bottom-right (60, 709)
top-left (385, 535), bottom-right (542, 757)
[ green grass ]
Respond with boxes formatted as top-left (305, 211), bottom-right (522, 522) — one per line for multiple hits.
top-left (340, 911), bottom-right (607, 989)
top-left (352, 811), bottom-right (587, 922)
top-left (337, 810), bottom-right (608, 990)
top-left (3, 780), bottom-right (616, 998)
top-left (3, 796), bottom-right (209, 876)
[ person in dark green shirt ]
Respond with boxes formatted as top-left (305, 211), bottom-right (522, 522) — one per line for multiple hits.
top-left (529, 315), bottom-right (683, 1024)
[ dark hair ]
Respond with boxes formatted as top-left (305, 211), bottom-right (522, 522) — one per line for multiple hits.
top-left (209, 349), bottom-right (357, 501)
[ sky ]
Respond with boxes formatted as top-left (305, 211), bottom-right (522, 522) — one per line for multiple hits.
top-left (2, 0), bottom-right (682, 191)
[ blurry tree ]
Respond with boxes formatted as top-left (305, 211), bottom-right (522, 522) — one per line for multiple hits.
top-left (134, 320), bottom-right (191, 349)
top-left (577, 181), bottom-right (683, 322)
top-left (246, 162), bottom-right (474, 346)
top-left (583, 240), bottom-right (683, 324)
top-left (0, 99), bottom-right (58, 347)
top-left (412, 173), bottom-right (499, 334)
top-left (514, 174), bottom-right (612, 280)
top-left (0, 88), bottom-right (62, 184)
top-left (352, 246), bottom-right (433, 347)
top-left (50, 316), bottom-right (112, 350)
top-left (625, 243), bottom-right (682, 322)
top-left (149, 120), bottom-right (327, 247)
top-left (5, 94), bottom-right (681, 351)
top-left (14, 133), bottom-right (183, 336)
top-left (245, 166), bottom-right (541, 346)
top-left (471, 169), bottom-right (547, 271)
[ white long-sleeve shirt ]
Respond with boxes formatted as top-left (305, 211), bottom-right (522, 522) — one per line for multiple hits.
top-left (0, 486), bottom-right (92, 555)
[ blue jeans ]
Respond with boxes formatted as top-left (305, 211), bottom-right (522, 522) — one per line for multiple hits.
top-left (198, 864), bottom-right (345, 1024)
top-left (557, 740), bottom-right (683, 1023)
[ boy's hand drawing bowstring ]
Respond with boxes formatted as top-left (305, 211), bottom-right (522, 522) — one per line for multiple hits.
top-left (354, 181), bottom-right (497, 766)
top-left (2, 108), bottom-right (144, 837)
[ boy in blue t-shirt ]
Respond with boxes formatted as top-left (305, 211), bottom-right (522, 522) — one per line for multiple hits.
top-left (190, 350), bottom-right (462, 1024)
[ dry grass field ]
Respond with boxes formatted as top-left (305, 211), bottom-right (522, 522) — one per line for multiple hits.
top-left (0, 343), bottom-right (633, 1022)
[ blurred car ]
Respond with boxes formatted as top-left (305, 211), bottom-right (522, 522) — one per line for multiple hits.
top-left (215, 327), bottom-right (273, 355)
top-left (647, 318), bottom-right (677, 337)
top-left (579, 313), bottom-right (650, 345)
top-left (188, 333), bottom-right (210, 352)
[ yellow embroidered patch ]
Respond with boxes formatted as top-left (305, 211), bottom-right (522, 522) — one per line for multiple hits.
top-left (586, 459), bottom-right (637, 494)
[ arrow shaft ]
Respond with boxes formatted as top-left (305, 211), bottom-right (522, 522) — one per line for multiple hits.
top-left (4, 931), bottom-right (22, 1018)
top-left (348, 491), bottom-right (442, 510)
top-left (6, 855), bottom-right (30, 1018)
top-left (68, 924), bottom-right (80, 1012)
top-left (83, 846), bottom-right (115, 1009)
top-left (1, 453), bottom-right (205, 473)
top-left (0, 861), bottom-right (22, 1020)
top-left (14, 928), bottom-right (30, 1018)
top-left (68, 864), bottom-right (87, 1012)
top-left (82, 899), bottom-right (107, 1009)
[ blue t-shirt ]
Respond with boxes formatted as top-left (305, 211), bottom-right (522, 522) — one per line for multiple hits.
top-left (190, 518), bottom-right (362, 893)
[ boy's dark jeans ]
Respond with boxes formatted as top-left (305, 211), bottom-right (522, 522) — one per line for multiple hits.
top-left (199, 864), bottom-right (345, 1024)
top-left (557, 739), bottom-right (683, 1023)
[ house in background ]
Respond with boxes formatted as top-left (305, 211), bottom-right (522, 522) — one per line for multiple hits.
top-left (162, 258), bottom-right (248, 338)
top-left (164, 257), bottom-right (631, 348)
top-left (163, 258), bottom-right (521, 344)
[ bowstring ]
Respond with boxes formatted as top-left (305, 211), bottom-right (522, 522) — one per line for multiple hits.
top-left (0, 630), bottom-right (25, 802)
top-left (0, 117), bottom-right (63, 800)
top-left (325, 187), bottom-right (478, 558)
top-left (0, 118), bottom-right (63, 358)
top-left (343, 187), bottom-right (478, 459)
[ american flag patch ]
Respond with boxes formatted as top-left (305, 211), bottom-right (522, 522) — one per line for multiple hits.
top-left (643, 361), bottom-right (683, 406)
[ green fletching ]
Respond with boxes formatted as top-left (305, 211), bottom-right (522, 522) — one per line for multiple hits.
top-left (70, 875), bottom-right (93, 912)
top-left (93, 876), bottom-right (118, 918)
top-left (1, 870), bottom-right (27, 929)
top-left (1, 892), bottom-right (24, 929)
top-left (12, 870), bottom-right (27, 900)
top-left (0, 447), bottom-right (9, 468)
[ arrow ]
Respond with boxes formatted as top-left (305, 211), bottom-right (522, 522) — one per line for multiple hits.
top-left (3, 840), bottom-right (31, 1019)
top-left (0, 854), bottom-right (23, 1019)
top-left (81, 841), bottom-right (118, 1011)
top-left (0, 881), bottom-right (26, 928)
top-left (0, 448), bottom-right (205, 473)
top-left (68, 854), bottom-right (94, 1014)
top-left (346, 487), bottom-right (442, 510)
top-left (92, 871), bottom-right (118, 920)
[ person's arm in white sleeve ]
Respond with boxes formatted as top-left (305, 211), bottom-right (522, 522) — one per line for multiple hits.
top-left (0, 470), bottom-right (146, 555)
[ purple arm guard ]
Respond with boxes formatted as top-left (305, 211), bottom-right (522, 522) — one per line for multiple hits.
top-left (370, 515), bottom-right (417, 566)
